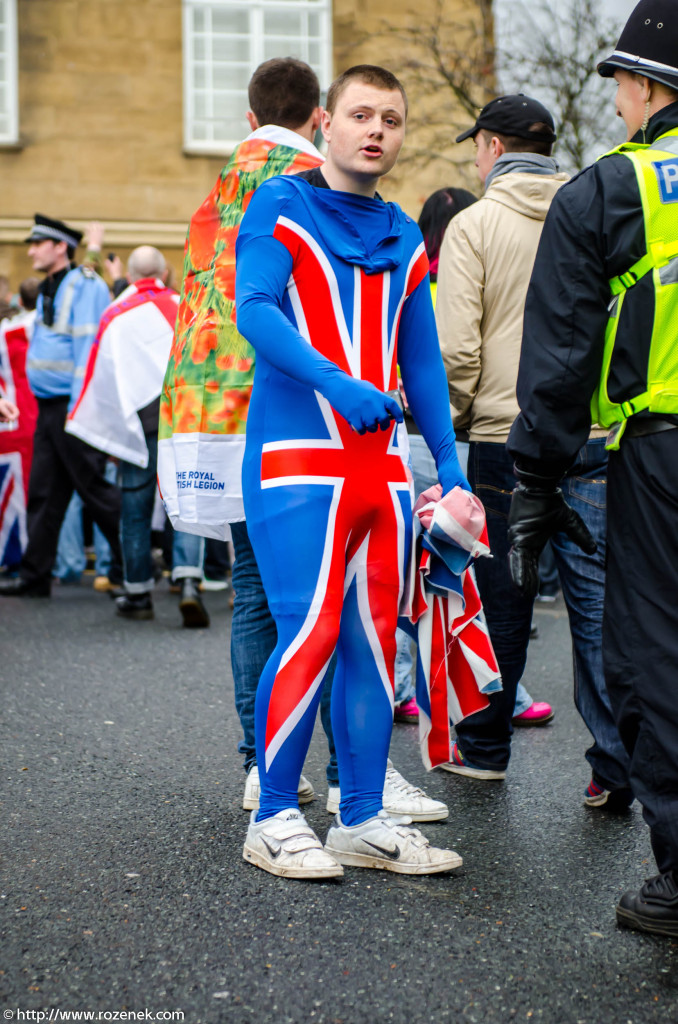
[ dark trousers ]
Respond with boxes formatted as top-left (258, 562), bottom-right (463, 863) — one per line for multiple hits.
top-left (455, 442), bottom-right (535, 767)
top-left (21, 397), bottom-right (121, 586)
top-left (605, 429), bottom-right (678, 873)
top-left (457, 439), bottom-right (627, 785)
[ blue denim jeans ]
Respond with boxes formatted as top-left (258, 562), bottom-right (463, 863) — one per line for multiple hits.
top-left (514, 682), bottom-right (533, 717)
top-left (394, 628), bottom-right (415, 704)
top-left (119, 434), bottom-right (203, 593)
top-left (54, 461), bottom-right (117, 581)
top-left (553, 439), bottom-right (630, 791)
top-left (231, 519), bottom-right (338, 784)
top-left (456, 439), bottom-right (629, 785)
top-left (54, 495), bottom-right (87, 582)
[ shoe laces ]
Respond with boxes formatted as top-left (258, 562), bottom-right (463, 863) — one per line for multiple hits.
top-left (385, 765), bottom-right (426, 798)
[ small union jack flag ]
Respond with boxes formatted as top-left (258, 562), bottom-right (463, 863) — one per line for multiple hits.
top-left (401, 485), bottom-right (502, 770)
top-left (0, 315), bottom-right (36, 570)
top-left (0, 453), bottom-right (27, 568)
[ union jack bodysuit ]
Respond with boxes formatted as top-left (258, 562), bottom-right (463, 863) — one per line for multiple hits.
top-left (236, 169), bottom-right (467, 825)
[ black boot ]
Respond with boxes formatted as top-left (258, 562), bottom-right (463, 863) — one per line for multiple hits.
top-left (617, 871), bottom-right (678, 936)
top-left (179, 577), bottom-right (210, 628)
top-left (115, 592), bottom-right (154, 620)
top-left (0, 576), bottom-right (51, 597)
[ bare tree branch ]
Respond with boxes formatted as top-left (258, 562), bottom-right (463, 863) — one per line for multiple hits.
top-left (336, 0), bottom-right (496, 177)
top-left (337, 0), bottom-right (625, 185)
top-left (499, 0), bottom-right (625, 172)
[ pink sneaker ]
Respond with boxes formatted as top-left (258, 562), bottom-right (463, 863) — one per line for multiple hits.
top-left (512, 701), bottom-right (554, 726)
top-left (394, 698), bottom-right (419, 723)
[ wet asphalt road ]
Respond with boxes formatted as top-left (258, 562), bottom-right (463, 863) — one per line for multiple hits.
top-left (1, 581), bottom-right (677, 1024)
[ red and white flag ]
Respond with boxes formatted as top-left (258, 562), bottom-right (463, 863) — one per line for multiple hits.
top-left (400, 485), bottom-right (502, 770)
top-left (0, 312), bottom-right (37, 568)
top-left (67, 279), bottom-right (178, 467)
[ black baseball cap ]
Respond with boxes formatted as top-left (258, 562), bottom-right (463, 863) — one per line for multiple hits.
top-left (456, 94), bottom-right (557, 144)
top-left (25, 214), bottom-right (83, 248)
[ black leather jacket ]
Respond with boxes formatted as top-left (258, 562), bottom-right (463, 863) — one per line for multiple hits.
top-left (508, 102), bottom-right (678, 478)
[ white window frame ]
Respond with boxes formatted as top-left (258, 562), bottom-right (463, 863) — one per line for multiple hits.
top-left (0, 0), bottom-right (19, 145)
top-left (183, 0), bottom-right (332, 156)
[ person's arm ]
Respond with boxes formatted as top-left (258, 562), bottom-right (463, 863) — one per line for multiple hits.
top-left (506, 171), bottom-right (612, 596)
top-left (435, 214), bottom-right (484, 425)
top-left (82, 222), bottom-right (105, 276)
top-left (507, 173), bottom-right (610, 475)
top-left (398, 274), bottom-right (469, 494)
top-left (235, 183), bottom-right (402, 433)
top-left (69, 274), bottom-right (112, 410)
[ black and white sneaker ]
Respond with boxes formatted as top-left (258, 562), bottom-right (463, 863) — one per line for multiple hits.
top-left (325, 810), bottom-right (462, 875)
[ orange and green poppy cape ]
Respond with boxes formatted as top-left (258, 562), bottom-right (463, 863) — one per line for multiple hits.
top-left (160, 136), bottom-right (323, 445)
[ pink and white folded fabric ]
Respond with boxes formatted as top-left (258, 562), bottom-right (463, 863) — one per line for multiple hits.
top-left (399, 484), bottom-right (502, 770)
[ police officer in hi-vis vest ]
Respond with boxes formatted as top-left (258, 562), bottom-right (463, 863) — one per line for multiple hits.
top-left (506, 0), bottom-right (678, 937)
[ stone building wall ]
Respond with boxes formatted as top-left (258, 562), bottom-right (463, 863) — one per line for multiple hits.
top-left (0, 0), bottom-right (492, 287)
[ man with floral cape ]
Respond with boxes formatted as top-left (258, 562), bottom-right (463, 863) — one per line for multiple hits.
top-left (158, 59), bottom-right (323, 536)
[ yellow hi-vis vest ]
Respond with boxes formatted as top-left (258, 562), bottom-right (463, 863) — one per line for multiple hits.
top-left (591, 127), bottom-right (678, 449)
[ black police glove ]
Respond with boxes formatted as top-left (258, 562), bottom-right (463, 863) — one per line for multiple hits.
top-left (507, 476), bottom-right (597, 599)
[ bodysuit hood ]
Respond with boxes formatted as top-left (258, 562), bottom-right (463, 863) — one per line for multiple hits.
top-left (285, 176), bottom-right (407, 273)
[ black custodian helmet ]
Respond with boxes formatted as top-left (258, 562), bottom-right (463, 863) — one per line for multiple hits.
top-left (598, 0), bottom-right (678, 91)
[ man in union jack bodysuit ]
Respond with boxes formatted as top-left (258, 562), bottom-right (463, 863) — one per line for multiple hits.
top-left (235, 65), bottom-right (469, 879)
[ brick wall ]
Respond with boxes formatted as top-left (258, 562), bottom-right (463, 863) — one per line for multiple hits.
top-left (0, 0), bottom-right (491, 289)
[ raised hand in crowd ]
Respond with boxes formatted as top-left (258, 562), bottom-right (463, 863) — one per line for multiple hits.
top-left (0, 395), bottom-right (19, 422)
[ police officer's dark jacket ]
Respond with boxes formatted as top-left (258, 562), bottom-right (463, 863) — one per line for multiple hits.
top-left (508, 101), bottom-right (678, 478)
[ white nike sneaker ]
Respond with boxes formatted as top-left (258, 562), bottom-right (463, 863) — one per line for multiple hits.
top-left (383, 760), bottom-right (448, 821)
top-left (243, 808), bottom-right (344, 879)
top-left (243, 764), bottom-right (315, 811)
top-left (325, 810), bottom-right (462, 875)
top-left (324, 761), bottom-right (448, 822)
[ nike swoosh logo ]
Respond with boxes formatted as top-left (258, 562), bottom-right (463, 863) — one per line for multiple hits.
top-left (261, 837), bottom-right (281, 859)
top-left (363, 840), bottom-right (401, 861)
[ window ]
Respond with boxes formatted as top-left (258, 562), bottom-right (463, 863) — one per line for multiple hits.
top-left (0, 0), bottom-right (18, 144)
top-left (183, 0), bottom-right (332, 155)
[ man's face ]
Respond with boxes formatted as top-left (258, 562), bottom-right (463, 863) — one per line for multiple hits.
top-left (474, 132), bottom-right (500, 185)
top-left (322, 81), bottom-right (406, 184)
top-left (27, 238), bottom-right (67, 275)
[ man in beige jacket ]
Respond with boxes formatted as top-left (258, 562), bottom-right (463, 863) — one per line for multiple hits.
top-left (435, 95), bottom-right (632, 810)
